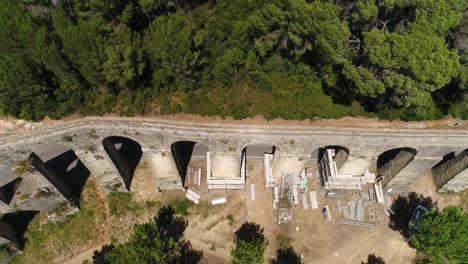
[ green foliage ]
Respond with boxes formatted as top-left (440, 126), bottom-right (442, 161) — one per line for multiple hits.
top-left (144, 10), bottom-right (201, 92)
top-left (231, 222), bottom-right (266, 264)
top-left (0, 0), bottom-right (466, 121)
top-left (275, 234), bottom-right (292, 249)
top-left (104, 206), bottom-right (203, 263)
top-left (410, 206), bottom-right (468, 264)
top-left (107, 192), bottom-right (160, 216)
top-left (103, 26), bottom-right (145, 90)
top-left (170, 198), bottom-right (195, 216)
top-left (232, 239), bottom-right (265, 264)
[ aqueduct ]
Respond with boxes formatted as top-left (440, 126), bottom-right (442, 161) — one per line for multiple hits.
top-left (0, 117), bottom-right (466, 244)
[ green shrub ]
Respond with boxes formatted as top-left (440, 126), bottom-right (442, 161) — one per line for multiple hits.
top-left (171, 198), bottom-right (195, 216)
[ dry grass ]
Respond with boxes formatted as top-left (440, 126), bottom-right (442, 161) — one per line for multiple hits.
top-left (13, 159), bottom-right (34, 175)
top-left (461, 189), bottom-right (468, 211)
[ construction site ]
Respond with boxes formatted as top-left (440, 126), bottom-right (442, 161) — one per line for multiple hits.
top-left (180, 145), bottom-right (390, 228)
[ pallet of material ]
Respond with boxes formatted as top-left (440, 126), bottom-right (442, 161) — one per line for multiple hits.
top-left (186, 189), bottom-right (201, 204)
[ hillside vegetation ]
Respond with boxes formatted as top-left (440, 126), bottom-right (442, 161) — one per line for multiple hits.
top-left (0, 0), bottom-right (467, 121)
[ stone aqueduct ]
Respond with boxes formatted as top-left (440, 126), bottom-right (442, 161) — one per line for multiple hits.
top-left (0, 117), bottom-right (467, 218)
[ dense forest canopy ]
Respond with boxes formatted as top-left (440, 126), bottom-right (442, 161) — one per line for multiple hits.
top-left (0, 0), bottom-right (466, 121)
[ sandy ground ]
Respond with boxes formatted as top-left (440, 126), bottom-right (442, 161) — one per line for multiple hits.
top-left (411, 172), bottom-right (466, 211)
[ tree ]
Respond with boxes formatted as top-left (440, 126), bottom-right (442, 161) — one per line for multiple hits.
top-left (231, 222), bottom-right (266, 264)
top-left (410, 206), bottom-right (468, 264)
top-left (348, 28), bottom-right (461, 115)
top-left (0, 0), bottom-right (466, 121)
top-left (103, 206), bottom-right (203, 264)
top-left (144, 10), bottom-right (202, 92)
top-left (51, 9), bottom-right (108, 87)
top-left (271, 247), bottom-right (302, 264)
top-left (248, 0), bottom-right (349, 63)
top-left (103, 26), bottom-right (145, 92)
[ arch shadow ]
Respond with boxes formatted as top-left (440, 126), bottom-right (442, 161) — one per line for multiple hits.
top-left (30, 145), bottom-right (90, 202)
top-left (103, 136), bottom-right (143, 191)
top-left (0, 165), bottom-right (22, 206)
top-left (0, 210), bottom-right (39, 249)
top-left (171, 141), bottom-right (208, 187)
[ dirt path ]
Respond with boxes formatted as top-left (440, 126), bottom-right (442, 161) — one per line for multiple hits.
top-left (1, 113), bottom-right (466, 135)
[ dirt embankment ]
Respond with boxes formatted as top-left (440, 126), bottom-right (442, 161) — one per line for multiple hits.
top-left (0, 114), bottom-right (466, 134)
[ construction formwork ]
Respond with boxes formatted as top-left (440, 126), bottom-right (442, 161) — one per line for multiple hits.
top-left (206, 151), bottom-right (246, 189)
top-left (319, 149), bottom-right (376, 191)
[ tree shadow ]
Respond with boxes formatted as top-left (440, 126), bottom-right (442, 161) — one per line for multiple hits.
top-left (362, 254), bottom-right (385, 264)
top-left (92, 244), bottom-right (115, 264)
top-left (235, 222), bottom-right (265, 243)
top-left (271, 247), bottom-right (301, 264)
top-left (169, 240), bottom-right (203, 264)
top-left (388, 192), bottom-right (436, 238)
top-left (155, 205), bottom-right (188, 241)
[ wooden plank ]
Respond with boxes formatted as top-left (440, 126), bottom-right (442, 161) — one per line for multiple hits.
top-left (310, 191), bottom-right (318, 209)
top-left (250, 184), bottom-right (256, 201)
top-left (211, 197), bottom-right (226, 205)
top-left (302, 192), bottom-right (308, 209)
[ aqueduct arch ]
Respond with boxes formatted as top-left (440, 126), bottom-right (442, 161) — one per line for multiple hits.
top-left (0, 165), bottom-right (22, 207)
top-left (102, 136), bottom-right (143, 191)
top-left (432, 149), bottom-right (468, 192)
top-left (170, 141), bottom-right (208, 187)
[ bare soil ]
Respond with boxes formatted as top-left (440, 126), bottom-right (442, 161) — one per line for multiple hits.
top-left (183, 160), bottom-right (417, 264)
top-left (411, 172), bottom-right (467, 211)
